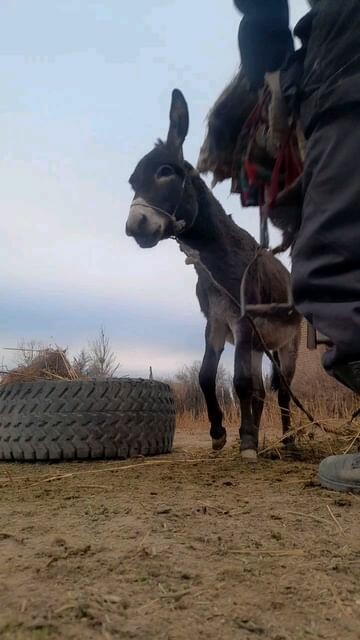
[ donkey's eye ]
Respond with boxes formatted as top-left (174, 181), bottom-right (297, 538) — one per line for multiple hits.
top-left (156, 165), bottom-right (175, 179)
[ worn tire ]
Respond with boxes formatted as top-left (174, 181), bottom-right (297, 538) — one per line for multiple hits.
top-left (0, 378), bottom-right (176, 462)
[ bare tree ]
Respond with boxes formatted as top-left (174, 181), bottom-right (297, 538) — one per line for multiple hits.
top-left (216, 364), bottom-right (236, 409)
top-left (175, 361), bottom-right (205, 417)
top-left (4, 331), bottom-right (120, 381)
top-left (15, 340), bottom-right (47, 367)
top-left (86, 327), bottom-right (120, 379)
top-left (173, 361), bottom-right (234, 416)
top-left (72, 348), bottom-right (92, 376)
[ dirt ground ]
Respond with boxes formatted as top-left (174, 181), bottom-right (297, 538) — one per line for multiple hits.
top-left (0, 426), bottom-right (359, 640)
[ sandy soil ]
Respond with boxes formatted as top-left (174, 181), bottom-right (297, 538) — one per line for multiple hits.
top-left (0, 427), bottom-right (359, 640)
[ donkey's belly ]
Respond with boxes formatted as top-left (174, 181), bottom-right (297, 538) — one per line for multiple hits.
top-left (253, 318), bottom-right (298, 350)
top-left (223, 316), bottom-right (298, 350)
top-left (208, 288), bottom-right (299, 351)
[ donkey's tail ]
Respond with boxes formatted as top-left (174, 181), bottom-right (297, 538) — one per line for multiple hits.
top-left (270, 351), bottom-right (281, 392)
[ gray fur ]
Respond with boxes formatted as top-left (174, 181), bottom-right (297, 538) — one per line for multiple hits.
top-left (127, 90), bottom-right (301, 458)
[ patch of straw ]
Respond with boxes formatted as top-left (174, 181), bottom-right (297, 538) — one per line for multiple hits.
top-left (0, 456), bottom-right (224, 488)
top-left (0, 348), bottom-right (81, 385)
top-left (343, 430), bottom-right (360, 454)
top-left (284, 510), bottom-right (331, 527)
top-left (229, 548), bottom-right (304, 558)
top-left (326, 505), bottom-right (345, 534)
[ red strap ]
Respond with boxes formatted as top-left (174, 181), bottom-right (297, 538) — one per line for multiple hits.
top-left (268, 127), bottom-right (303, 207)
top-left (244, 158), bottom-right (259, 185)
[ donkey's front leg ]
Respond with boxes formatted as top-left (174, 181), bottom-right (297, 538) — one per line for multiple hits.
top-left (234, 326), bottom-right (258, 462)
top-left (199, 321), bottom-right (227, 451)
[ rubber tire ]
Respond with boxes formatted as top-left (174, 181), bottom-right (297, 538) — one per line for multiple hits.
top-left (0, 378), bottom-right (176, 462)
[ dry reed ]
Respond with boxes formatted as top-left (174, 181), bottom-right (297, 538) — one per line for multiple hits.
top-left (175, 388), bottom-right (360, 460)
top-left (0, 348), bottom-right (81, 385)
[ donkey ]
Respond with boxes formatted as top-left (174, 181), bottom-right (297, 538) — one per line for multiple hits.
top-left (126, 89), bottom-right (301, 461)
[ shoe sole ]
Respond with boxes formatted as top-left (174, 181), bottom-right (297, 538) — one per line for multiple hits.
top-left (318, 473), bottom-right (360, 494)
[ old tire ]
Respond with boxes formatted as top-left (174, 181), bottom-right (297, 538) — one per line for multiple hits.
top-left (0, 378), bottom-right (176, 462)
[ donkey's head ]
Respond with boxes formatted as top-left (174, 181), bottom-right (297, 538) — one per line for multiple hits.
top-left (126, 90), bottom-right (198, 248)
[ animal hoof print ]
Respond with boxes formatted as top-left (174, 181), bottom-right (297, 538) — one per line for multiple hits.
top-left (241, 449), bottom-right (258, 463)
top-left (212, 434), bottom-right (227, 451)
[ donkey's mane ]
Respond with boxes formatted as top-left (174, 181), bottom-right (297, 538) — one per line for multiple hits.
top-left (186, 161), bottom-right (258, 250)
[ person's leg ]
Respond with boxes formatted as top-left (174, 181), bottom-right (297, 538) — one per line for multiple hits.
top-left (292, 109), bottom-right (360, 392)
top-left (292, 110), bottom-right (360, 492)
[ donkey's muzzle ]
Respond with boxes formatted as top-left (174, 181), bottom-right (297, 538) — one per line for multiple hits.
top-left (126, 198), bottom-right (168, 248)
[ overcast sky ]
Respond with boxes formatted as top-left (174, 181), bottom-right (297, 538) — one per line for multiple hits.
top-left (0, 0), bottom-right (309, 377)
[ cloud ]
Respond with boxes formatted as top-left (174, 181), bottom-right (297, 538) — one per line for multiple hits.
top-left (0, 0), bottom-right (304, 376)
top-left (0, 280), bottom-right (206, 374)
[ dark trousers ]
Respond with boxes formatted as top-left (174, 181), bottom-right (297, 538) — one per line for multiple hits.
top-left (292, 109), bottom-right (360, 376)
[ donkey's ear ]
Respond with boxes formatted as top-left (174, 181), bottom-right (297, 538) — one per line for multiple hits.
top-left (166, 89), bottom-right (189, 153)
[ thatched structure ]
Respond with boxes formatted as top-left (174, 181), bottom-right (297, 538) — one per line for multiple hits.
top-left (1, 349), bottom-right (79, 385)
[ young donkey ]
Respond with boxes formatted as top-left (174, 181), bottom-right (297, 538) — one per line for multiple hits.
top-left (126, 90), bottom-right (301, 461)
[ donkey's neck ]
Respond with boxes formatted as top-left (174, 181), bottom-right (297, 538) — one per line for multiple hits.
top-left (178, 170), bottom-right (257, 288)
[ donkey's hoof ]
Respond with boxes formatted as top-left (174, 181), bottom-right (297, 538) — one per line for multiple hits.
top-left (212, 433), bottom-right (227, 451)
top-left (241, 449), bottom-right (258, 463)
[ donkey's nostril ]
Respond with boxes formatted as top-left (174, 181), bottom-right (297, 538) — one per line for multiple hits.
top-left (139, 213), bottom-right (147, 229)
top-left (126, 211), bottom-right (148, 237)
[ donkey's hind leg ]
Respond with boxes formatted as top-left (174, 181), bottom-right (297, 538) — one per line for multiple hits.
top-left (233, 322), bottom-right (258, 461)
top-left (252, 349), bottom-right (265, 434)
top-left (277, 343), bottom-right (297, 447)
top-left (199, 319), bottom-right (228, 451)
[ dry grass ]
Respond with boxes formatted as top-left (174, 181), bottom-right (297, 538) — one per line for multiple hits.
top-left (1, 345), bottom-right (358, 460)
top-left (176, 389), bottom-right (360, 461)
top-left (0, 349), bottom-right (81, 385)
